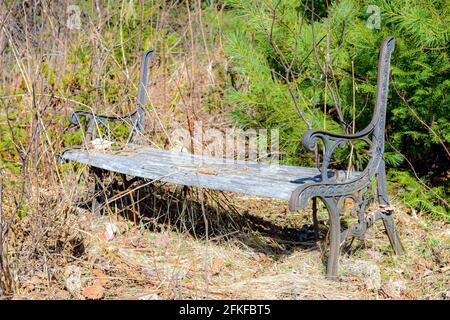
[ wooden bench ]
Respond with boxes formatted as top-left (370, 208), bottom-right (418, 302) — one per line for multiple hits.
top-left (59, 37), bottom-right (403, 279)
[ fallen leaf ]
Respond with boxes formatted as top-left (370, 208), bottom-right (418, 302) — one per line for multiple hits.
top-left (211, 257), bottom-right (225, 275)
top-left (64, 265), bottom-right (81, 295)
top-left (93, 269), bottom-right (110, 287)
top-left (98, 231), bottom-right (108, 242)
top-left (91, 138), bottom-right (113, 150)
top-left (254, 253), bottom-right (273, 264)
top-left (440, 266), bottom-right (450, 273)
top-left (195, 169), bottom-right (218, 175)
top-left (24, 275), bottom-right (42, 292)
top-left (105, 223), bottom-right (118, 241)
top-left (83, 281), bottom-right (105, 300)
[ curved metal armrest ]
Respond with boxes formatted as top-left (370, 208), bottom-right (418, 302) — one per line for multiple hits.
top-left (69, 110), bottom-right (137, 127)
top-left (302, 124), bottom-right (375, 152)
top-left (69, 110), bottom-right (139, 142)
top-left (67, 49), bottom-right (156, 143)
top-left (301, 122), bottom-right (376, 183)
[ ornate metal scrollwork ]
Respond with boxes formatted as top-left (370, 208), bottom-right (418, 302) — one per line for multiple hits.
top-left (289, 37), bottom-right (395, 213)
top-left (289, 37), bottom-right (403, 278)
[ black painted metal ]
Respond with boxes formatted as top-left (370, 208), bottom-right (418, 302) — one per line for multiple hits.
top-left (288, 37), bottom-right (403, 278)
top-left (68, 50), bottom-right (155, 143)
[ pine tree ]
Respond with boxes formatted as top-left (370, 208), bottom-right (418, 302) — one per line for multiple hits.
top-left (209, 0), bottom-right (449, 218)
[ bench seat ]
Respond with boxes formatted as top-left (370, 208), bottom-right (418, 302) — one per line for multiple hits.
top-left (61, 145), bottom-right (355, 200)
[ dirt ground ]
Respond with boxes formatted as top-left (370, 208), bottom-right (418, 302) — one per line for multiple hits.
top-left (5, 175), bottom-right (449, 300)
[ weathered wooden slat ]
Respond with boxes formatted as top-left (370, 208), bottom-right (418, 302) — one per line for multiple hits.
top-left (109, 146), bottom-right (328, 181)
top-left (128, 146), bottom-right (328, 179)
top-left (61, 146), bottom-right (358, 200)
top-left (136, 146), bottom-right (359, 182)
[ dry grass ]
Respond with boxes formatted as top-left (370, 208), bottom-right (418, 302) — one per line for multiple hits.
top-left (4, 172), bottom-right (449, 300)
top-left (0, 1), bottom-right (448, 300)
top-left (0, 0), bottom-right (225, 298)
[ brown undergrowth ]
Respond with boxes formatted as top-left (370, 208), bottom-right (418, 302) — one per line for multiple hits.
top-left (0, 1), bottom-right (448, 300)
top-left (3, 169), bottom-right (449, 300)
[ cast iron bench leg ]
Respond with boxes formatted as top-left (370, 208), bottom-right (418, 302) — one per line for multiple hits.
top-left (383, 214), bottom-right (404, 255)
top-left (287, 37), bottom-right (403, 279)
top-left (312, 197), bottom-right (320, 240)
top-left (324, 197), bottom-right (340, 279)
top-left (91, 168), bottom-right (107, 215)
top-left (377, 163), bottom-right (404, 254)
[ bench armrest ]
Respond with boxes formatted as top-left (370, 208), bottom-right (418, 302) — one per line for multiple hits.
top-left (69, 110), bottom-right (139, 142)
top-left (67, 49), bottom-right (155, 143)
top-left (69, 110), bottom-right (137, 126)
top-left (302, 123), bottom-right (375, 184)
top-left (302, 125), bottom-right (373, 150)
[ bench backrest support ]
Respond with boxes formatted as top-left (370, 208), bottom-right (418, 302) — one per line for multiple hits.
top-left (134, 50), bottom-right (155, 137)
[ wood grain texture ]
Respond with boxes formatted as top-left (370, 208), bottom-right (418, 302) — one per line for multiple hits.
top-left (61, 145), bottom-right (359, 200)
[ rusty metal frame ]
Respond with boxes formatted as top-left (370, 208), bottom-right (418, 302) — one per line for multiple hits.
top-left (288, 37), bottom-right (404, 279)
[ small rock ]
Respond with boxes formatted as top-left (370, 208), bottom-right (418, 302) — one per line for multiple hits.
top-left (83, 281), bottom-right (105, 300)
top-left (387, 280), bottom-right (407, 298)
top-left (341, 259), bottom-right (381, 290)
top-left (445, 288), bottom-right (450, 300)
top-left (138, 293), bottom-right (160, 300)
top-left (64, 265), bottom-right (81, 295)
